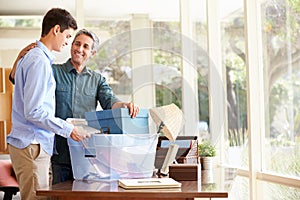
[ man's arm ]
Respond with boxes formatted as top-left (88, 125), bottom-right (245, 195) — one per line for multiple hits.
top-left (9, 43), bottom-right (37, 84)
top-left (94, 68), bottom-right (140, 118)
top-left (112, 102), bottom-right (140, 118)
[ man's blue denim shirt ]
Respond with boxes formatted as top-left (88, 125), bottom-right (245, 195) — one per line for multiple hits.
top-left (53, 58), bottom-right (120, 120)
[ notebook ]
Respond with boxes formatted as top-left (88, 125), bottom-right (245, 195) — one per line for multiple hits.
top-left (118, 178), bottom-right (181, 189)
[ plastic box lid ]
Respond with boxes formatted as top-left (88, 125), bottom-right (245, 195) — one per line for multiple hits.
top-left (85, 108), bottom-right (149, 134)
top-left (86, 108), bottom-right (148, 119)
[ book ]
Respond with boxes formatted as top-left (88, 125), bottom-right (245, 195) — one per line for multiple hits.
top-left (118, 178), bottom-right (182, 189)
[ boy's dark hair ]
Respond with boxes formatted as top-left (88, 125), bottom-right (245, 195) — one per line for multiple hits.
top-left (41, 8), bottom-right (77, 37)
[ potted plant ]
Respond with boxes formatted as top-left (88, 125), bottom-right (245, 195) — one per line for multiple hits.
top-left (198, 140), bottom-right (216, 170)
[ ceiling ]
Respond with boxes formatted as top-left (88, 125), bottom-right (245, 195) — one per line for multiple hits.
top-left (0, 0), bottom-right (242, 52)
top-left (0, 0), bottom-right (183, 20)
top-left (0, 0), bottom-right (242, 20)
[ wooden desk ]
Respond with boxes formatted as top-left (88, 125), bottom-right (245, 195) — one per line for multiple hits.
top-left (37, 167), bottom-right (236, 200)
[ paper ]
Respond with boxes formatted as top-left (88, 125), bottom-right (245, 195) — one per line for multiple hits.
top-left (118, 178), bottom-right (181, 189)
top-left (66, 118), bottom-right (100, 137)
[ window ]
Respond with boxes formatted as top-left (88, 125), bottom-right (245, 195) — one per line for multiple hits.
top-left (261, 0), bottom-right (300, 178)
top-left (0, 16), bottom-right (41, 28)
top-left (220, 0), bottom-right (248, 169)
top-left (85, 19), bottom-right (132, 95)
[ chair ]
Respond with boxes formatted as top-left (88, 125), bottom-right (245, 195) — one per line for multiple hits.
top-left (0, 160), bottom-right (19, 200)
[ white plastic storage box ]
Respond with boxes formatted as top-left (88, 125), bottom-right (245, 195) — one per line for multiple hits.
top-left (85, 108), bottom-right (149, 134)
top-left (68, 133), bottom-right (158, 180)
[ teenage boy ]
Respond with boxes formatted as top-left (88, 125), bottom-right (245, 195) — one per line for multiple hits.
top-left (7, 8), bottom-right (87, 200)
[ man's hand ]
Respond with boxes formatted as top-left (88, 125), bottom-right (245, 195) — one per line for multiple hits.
top-left (112, 102), bottom-right (140, 118)
top-left (10, 42), bottom-right (37, 81)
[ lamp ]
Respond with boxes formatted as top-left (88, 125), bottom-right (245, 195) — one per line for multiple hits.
top-left (149, 103), bottom-right (185, 142)
top-left (149, 103), bottom-right (185, 175)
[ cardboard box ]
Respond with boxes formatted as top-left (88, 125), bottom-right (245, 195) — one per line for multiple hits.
top-left (68, 134), bottom-right (158, 180)
top-left (169, 164), bottom-right (201, 181)
top-left (85, 108), bottom-right (149, 134)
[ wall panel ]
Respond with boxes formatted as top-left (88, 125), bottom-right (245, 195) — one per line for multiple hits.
top-left (0, 67), bottom-right (13, 154)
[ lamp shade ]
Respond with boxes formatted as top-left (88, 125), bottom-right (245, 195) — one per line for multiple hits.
top-left (149, 103), bottom-right (185, 142)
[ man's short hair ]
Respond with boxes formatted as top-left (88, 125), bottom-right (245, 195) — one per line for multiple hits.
top-left (74, 29), bottom-right (100, 52)
top-left (41, 8), bottom-right (77, 37)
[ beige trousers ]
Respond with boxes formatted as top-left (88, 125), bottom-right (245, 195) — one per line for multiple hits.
top-left (8, 144), bottom-right (50, 200)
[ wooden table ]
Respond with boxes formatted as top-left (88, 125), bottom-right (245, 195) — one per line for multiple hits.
top-left (37, 167), bottom-right (236, 200)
